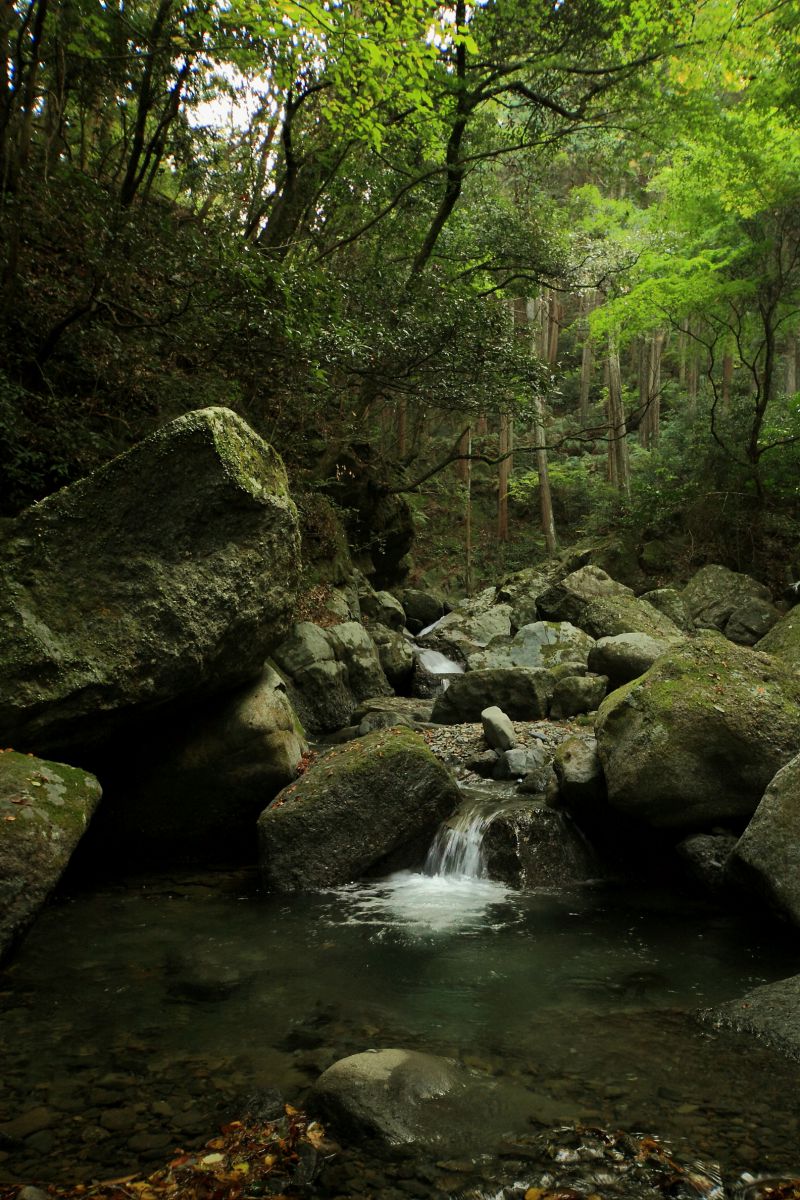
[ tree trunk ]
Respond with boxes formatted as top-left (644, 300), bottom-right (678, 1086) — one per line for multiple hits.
top-left (607, 336), bottom-right (630, 495)
top-left (722, 351), bottom-right (733, 408)
top-left (456, 425), bottom-right (470, 483)
top-left (533, 393), bottom-right (557, 553)
top-left (397, 397), bottom-right (407, 458)
top-left (786, 333), bottom-right (798, 397)
top-left (463, 427), bottom-right (473, 595)
top-left (578, 292), bottom-right (596, 425)
top-left (498, 410), bottom-right (512, 542)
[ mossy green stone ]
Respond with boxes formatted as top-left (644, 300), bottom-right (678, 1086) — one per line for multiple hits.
top-left (595, 632), bottom-right (800, 830)
top-left (0, 750), bottom-right (102, 961)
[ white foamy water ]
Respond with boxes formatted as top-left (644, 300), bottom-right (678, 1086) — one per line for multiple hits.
top-left (331, 870), bottom-right (512, 935)
top-left (414, 646), bottom-right (465, 674)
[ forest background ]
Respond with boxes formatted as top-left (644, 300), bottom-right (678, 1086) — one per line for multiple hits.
top-left (2, 0), bottom-right (800, 594)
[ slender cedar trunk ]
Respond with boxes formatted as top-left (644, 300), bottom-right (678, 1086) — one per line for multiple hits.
top-left (456, 426), bottom-right (470, 484)
top-left (721, 351), bottom-right (733, 408)
top-left (678, 321), bottom-right (688, 387)
top-left (546, 291), bottom-right (561, 365)
top-left (397, 397), bottom-right (407, 459)
top-left (578, 292), bottom-right (596, 426)
top-left (607, 335), bottom-right (630, 495)
top-left (533, 392), bottom-right (557, 553)
top-left (640, 329), bottom-right (664, 449)
top-left (687, 335), bottom-right (698, 421)
top-left (498, 409), bottom-right (512, 542)
top-left (786, 333), bottom-right (798, 397)
top-left (748, 305), bottom-right (777, 502)
top-left (463, 427), bottom-right (473, 595)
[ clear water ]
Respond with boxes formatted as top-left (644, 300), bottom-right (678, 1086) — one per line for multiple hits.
top-left (2, 861), bottom-right (800, 1188)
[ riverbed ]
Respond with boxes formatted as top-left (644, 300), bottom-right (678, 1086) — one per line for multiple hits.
top-left (1, 822), bottom-right (800, 1194)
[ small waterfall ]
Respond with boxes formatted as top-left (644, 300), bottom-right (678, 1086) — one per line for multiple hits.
top-left (424, 797), bottom-right (494, 879)
top-left (415, 646), bottom-right (464, 675)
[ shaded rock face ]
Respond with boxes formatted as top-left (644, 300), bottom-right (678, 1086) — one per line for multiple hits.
top-left (756, 606), bottom-right (800, 667)
top-left (94, 667), bottom-right (306, 860)
top-left (639, 588), bottom-right (695, 633)
top-left (0, 750), bottom-right (102, 961)
top-left (0, 407), bottom-right (300, 759)
top-left (430, 668), bottom-right (554, 724)
top-left (681, 564), bottom-right (778, 646)
top-left (419, 605), bottom-right (513, 665)
top-left (481, 801), bottom-right (598, 888)
top-left (396, 587), bottom-right (450, 634)
top-left (677, 832), bottom-right (738, 894)
top-left (588, 632), bottom-right (673, 688)
top-left (595, 633), bottom-right (800, 831)
top-left (257, 728), bottom-right (460, 890)
top-left (550, 673), bottom-right (607, 718)
top-left (273, 620), bottom-right (391, 734)
top-left (508, 621), bottom-right (595, 669)
top-left (537, 566), bottom-right (682, 642)
top-left (311, 1048), bottom-right (543, 1151)
top-left (726, 754), bottom-right (800, 926)
top-left (551, 735), bottom-right (606, 817)
top-left (697, 975), bottom-right (800, 1063)
top-left (367, 623), bottom-right (414, 691)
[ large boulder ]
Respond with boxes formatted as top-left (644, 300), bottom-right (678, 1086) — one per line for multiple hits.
top-left (537, 566), bottom-right (682, 641)
top-left (681, 564), bottom-right (780, 645)
top-left (588, 632), bottom-right (674, 688)
top-left (0, 408), bottom-right (300, 759)
top-left (756, 606), bottom-right (800, 667)
top-left (418, 605), bottom-right (513, 665)
top-left (430, 668), bottom-right (554, 724)
top-left (510, 621), bottom-right (595, 669)
top-left (396, 588), bottom-right (450, 634)
top-left (367, 623), bottom-right (415, 691)
top-left (549, 672), bottom-right (607, 718)
top-left (311, 1048), bottom-right (546, 1150)
top-left (273, 620), bottom-right (391, 734)
top-left (95, 667), bottom-right (306, 859)
top-left (726, 754), bottom-right (800, 926)
top-left (595, 633), bottom-right (800, 831)
top-left (551, 734), bottom-right (606, 817)
top-left (257, 728), bottom-right (459, 889)
top-left (639, 587), bottom-right (695, 633)
top-left (698, 976), bottom-right (800, 1062)
top-left (0, 750), bottom-right (102, 961)
top-left (481, 801), bottom-right (598, 888)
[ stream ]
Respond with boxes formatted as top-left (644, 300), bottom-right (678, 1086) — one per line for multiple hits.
top-left (2, 783), bottom-right (800, 1194)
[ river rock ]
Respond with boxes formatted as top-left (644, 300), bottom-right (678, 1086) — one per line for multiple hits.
top-left (0, 408), bottom-right (300, 759)
top-left (755, 605), bottom-right (800, 667)
top-left (97, 667), bottom-right (306, 858)
top-left (510, 621), bottom-right (595, 668)
top-left (497, 566), bottom-right (567, 631)
top-left (595, 633), bottom-right (800, 830)
top-left (258, 728), bottom-right (459, 889)
top-left (698, 975), bottom-right (800, 1062)
top-left (588, 632), bottom-right (673, 687)
top-left (639, 587), bottom-right (695, 633)
top-left (494, 744), bottom-right (549, 782)
top-left (481, 801), bottom-right (598, 888)
top-left (726, 754), bottom-right (800, 925)
top-left (419, 605), bottom-right (513, 664)
top-left (311, 1048), bottom-right (541, 1149)
top-left (396, 588), bottom-right (450, 634)
top-left (368, 623), bottom-right (415, 690)
top-left (551, 734), bottom-right (606, 816)
top-left (273, 620), bottom-right (391, 734)
top-left (677, 832), bottom-right (738, 893)
top-left (537, 566), bottom-right (682, 641)
top-left (431, 668), bottom-right (554, 724)
top-left (0, 750), bottom-right (102, 961)
top-left (549, 673), bottom-right (607, 718)
top-left (481, 706), bottom-right (517, 752)
top-left (358, 586), bottom-right (406, 631)
top-left (681, 564), bottom-right (778, 645)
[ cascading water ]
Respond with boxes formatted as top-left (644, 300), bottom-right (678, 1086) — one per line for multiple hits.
top-left (423, 794), bottom-right (495, 878)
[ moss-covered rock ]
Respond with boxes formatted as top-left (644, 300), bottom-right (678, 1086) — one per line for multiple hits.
top-left (726, 754), bottom-right (800, 926)
top-left (0, 749), bottom-right (102, 961)
top-left (257, 728), bottom-right (459, 889)
top-left (537, 566), bottom-right (682, 641)
top-left (430, 668), bottom-right (555, 723)
top-left (0, 408), bottom-right (300, 759)
top-left (681, 564), bottom-right (780, 645)
top-left (756, 605), bottom-right (800, 667)
top-left (595, 633), bottom-right (800, 831)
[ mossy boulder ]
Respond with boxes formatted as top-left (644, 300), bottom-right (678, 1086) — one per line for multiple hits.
top-left (756, 605), bottom-right (800, 667)
top-left (257, 728), bottom-right (459, 889)
top-left (726, 754), bottom-right (800, 926)
top-left (94, 667), bottom-right (306, 861)
top-left (431, 668), bottom-right (554, 723)
top-left (0, 750), bottom-right (102, 961)
top-left (681, 564), bottom-right (780, 646)
top-left (0, 408), bottom-right (300, 759)
top-left (537, 566), bottom-right (682, 642)
top-left (595, 633), bottom-right (800, 831)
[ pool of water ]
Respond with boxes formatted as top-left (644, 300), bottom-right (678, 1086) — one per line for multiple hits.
top-left (1, 860), bottom-right (800, 1191)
